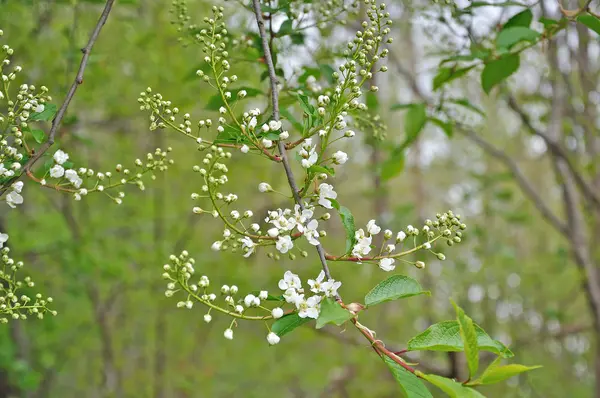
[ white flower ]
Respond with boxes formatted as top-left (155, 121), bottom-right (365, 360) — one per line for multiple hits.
top-left (250, 223), bottom-right (260, 232)
top-left (351, 229), bottom-right (372, 258)
top-left (268, 120), bottom-right (282, 131)
top-left (203, 314), bottom-right (212, 323)
top-left (211, 241), bottom-right (222, 251)
top-left (300, 147), bottom-right (318, 168)
top-left (50, 165), bottom-right (64, 178)
top-left (386, 244), bottom-right (396, 253)
top-left (322, 279), bottom-right (341, 297)
top-left (278, 270), bottom-right (302, 291)
top-left (248, 117), bottom-right (257, 130)
top-left (271, 215), bottom-right (296, 232)
top-left (308, 271), bottom-right (326, 294)
top-left (262, 138), bottom-right (273, 148)
top-left (423, 242), bottom-right (431, 249)
top-left (259, 290), bottom-right (268, 300)
top-left (224, 328), bottom-right (234, 340)
top-left (272, 307), bottom-right (284, 318)
top-left (317, 183), bottom-right (337, 209)
top-left (12, 181), bottom-right (23, 193)
top-left (296, 295), bottom-right (320, 319)
top-left (333, 151), bottom-right (348, 164)
top-left (258, 182), bottom-right (272, 192)
top-left (241, 236), bottom-right (255, 257)
top-left (280, 130), bottom-right (289, 140)
top-left (219, 106), bottom-right (226, 114)
top-left (397, 231), bottom-right (407, 242)
top-left (244, 294), bottom-right (256, 307)
top-left (267, 228), bottom-right (279, 238)
top-left (293, 204), bottom-right (314, 225)
top-left (275, 235), bottom-right (294, 254)
top-left (223, 229), bottom-right (231, 238)
top-left (240, 145), bottom-right (249, 153)
top-left (0, 233), bottom-right (8, 248)
top-left (267, 332), bottom-right (280, 345)
top-left (366, 219), bottom-right (381, 235)
top-left (379, 258), bottom-right (396, 272)
top-left (35, 104), bottom-right (45, 113)
top-left (261, 124), bottom-right (270, 132)
top-left (302, 219), bottom-right (320, 245)
top-left (6, 190), bottom-right (23, 208)
top-left (53, 150), bottom-right (69, 165)
top-left (283, 288), bottom-right (301, 304)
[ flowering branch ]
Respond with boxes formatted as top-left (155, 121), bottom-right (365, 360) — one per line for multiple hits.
top-left (0, 0), bottom-right (116, 196)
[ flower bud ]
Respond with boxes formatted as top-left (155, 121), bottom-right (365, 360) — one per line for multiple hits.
top-left (224, 328), bottom-right (234, 340)
top-left (267, 332), bottom-right (280, 345)
top-left (415, 261), bottom-right (425, 269)
top-left (204, 314), bottom-right (212, 323)
top-left (272, 307), bottom-right (284, 318)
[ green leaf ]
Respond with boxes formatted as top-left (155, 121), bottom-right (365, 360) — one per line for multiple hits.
top-left (420, 374), bottom-right (486, 398)
top-left (29, 103), bottom-right (57, 122)
top-left (384, 356), bottom-right (433, 398)
top-left (407, 320), bottom-right (513, 358)
top-left (577, 13), bottom-right (600, 36)
top-left (278, 19), bottom-right (294, 36)
top-left (429, 118), bottom-right (453, 138)
top-left (390, 103), bottom-right (415, 110)
top-left (271, 313), bottom-right (311, 337)
top-left (503, 9), bottom-right (533, 29)
top-left (295, 92), bottom-right (315, 116)
top-left (365, 275), bottom-right (430, 307)
top-left (447, 98), bottom-right (485, 117)
top-left (308, 165), bottom-right (335, 177)
top-left (433, 65), bottom-right (475, 90)
top-left (31, 129), bottom-right (46, 143)
top-left (315, 298), bottom-right (354, 329)
top-left (330, 199), bottom-right (356, 254)
top-left (481, 54), bottom-right (520, 94)
top-left (380, 149), bottom-right (405, 181)
top-left (478, 363), bottom-right (542, 385)
top-left (404, 103), bottom-right (427, 141)
top-left (496, 27), bottom-right (540, 49)
top-left (451, 300), bottom-right (479, 378)
top-left (366, 91), bottom-right (379, 110)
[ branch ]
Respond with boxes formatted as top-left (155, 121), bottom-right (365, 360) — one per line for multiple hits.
top-left (506, 95), bottom-right (600, 210)
top-left (456, 126), bottom-right (570, 237)
top-left (0, 0), bottom-right (116, 195)
top-left (250, 0), bottom-right (334, 281)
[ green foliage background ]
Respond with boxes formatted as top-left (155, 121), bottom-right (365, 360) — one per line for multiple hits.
top-left (0, 0), bottom-right (594, 397)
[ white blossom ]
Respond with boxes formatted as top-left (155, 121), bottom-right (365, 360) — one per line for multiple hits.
top-left (396, 231), bottom-right (407, 242)
top-left (272, 307), bottom-right (284, 318)
top-left (244, 294), bottom-right (256, 307)
top-left (296, 295), bottom-right (320, 319)
top-left (379, 258), bottom-right (396, 272)
top-left (241, 236), bottom-right (255, 257)
top-left (224, 328), bottom-right (234, 340)
top-left (308, 271), bottom-right (326, 294)
top-left (53, 150), bottom-right (69, 165)
top-left (332, 151), bottom-right (348, 164)
top-left (50, 165), bottom-right (65, 178)
top-left (302, 219), bottom-right (320, 245)
top-left (258, 182), bottom-right (272, 193)
top-left (366, 219), bottom-right (381, 235)
top-left (317, 183), bottom-right (337, 209)
top-left (240, 145), bottom-right (249, 153)
top-left (0, 233), bottom-right (8, 248)
top-left (278, 270), bottom-right (302, 291)
top-left (275, 235), bottom-right (294, 254)
top-left (267, 332), bottom-right (280, 345)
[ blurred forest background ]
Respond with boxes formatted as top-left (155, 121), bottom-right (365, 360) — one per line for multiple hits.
top-left (0, 0), bottom-right (598, 397)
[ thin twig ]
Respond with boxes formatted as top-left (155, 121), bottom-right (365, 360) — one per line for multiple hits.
top-left (250, 0), bottom-right (333, 280)
top-left (0, 0), bottom-right (116, 196)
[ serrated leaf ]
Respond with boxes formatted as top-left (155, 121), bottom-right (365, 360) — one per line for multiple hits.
top-left (330, 199), bottom-right (356, 254)
top-left (451, 300), bottom-right (479, 378)
top-left (496, 27), bottom-right (540, 49)
top-left (481, 54), bottom-right (520, 94)
top-left (25, 128), bottom-right (45, 144)
top-left (503, 9), bottom-right (533, 29)
top-left (315, 298), bottom-right (354, 329)
top-left (420, 374), bottom-right (486, 398)
top-left (271, 313), bottom-right (311, 337)
top-left (432, 65), bottom-right (475, 91)
top-left (295, 93), bottom-right (315, 117)
top-left (478, 363), bottom-right (542, 385)
top-left (365, 275), bottom-right (430, 307)
top-left (429, 118), bottom-right (453, 138)
top-left (29, 103), bottom-right (57, 122)
top-left (577, 13), bottom-right (600, 36)
top-left (381, 149), bottom-right (405, 181)
top-left (407, 320), bottom-right (513, 358)
top-left (384, 356), bottom-right (433, 398)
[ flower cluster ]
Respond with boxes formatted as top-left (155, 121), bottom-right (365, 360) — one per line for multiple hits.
top-left (0, 233), bottom-right (56, 322)
top-left (279, 270), bottom-right (341, 319)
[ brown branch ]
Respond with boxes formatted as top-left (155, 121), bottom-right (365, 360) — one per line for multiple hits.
top-left (0, 0), bottom-right (116, 196)
top-left (456, 126), bottom-right (570, 237)
top-left (506, 95), bottom-right (600, 211)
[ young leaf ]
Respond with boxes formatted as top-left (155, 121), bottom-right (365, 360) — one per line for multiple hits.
top-left (496, 27), bottom-right (540, 49)
top-left (451, 300), bottom-right (479, 379)
top-left (577, 13), bottom-right (600, 36)
top-left (315, 298), bottom-right (354, 329)
top-left (365, 275), bottom-right (430, 307)
top-left (380, 149), bottom-right (405, 181)
top-left (404, 103), bottom-right (427, 142)
top-left (478, 363), bottom-right (542, 385)
top-left (432, 65), bottom-right (475, 91)
top-left (29, 103), bottom-right (57, 122)
top-left (407, 320), bottom-right (513, 358)
top-left (278, 19), bottom-right (293, 36)
top-left (446, 98), bottom-right (485, 117)
top-left (503, 9), bottom-right (533, 29)
top-left (420, 374), bottom-right (486, 398)
top-left (481, 54), bottom-right (520, 94)
top-left (330, 199), bottom-right (356, 254)
top-left (308, 165), bottom-right (335, 177)
top-left (428, 118), bottom-right (453, 138)
top-left (271, 313), bottom-right (311, 337)
top-left (30, 129), bottom-right (46, 144)
top-left (383, 356), bottom-right (433, 398)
